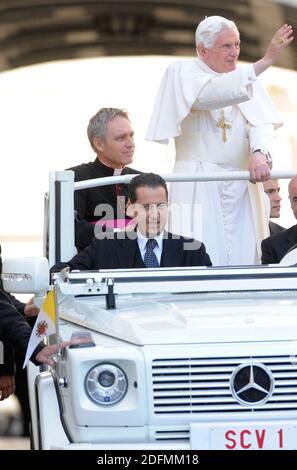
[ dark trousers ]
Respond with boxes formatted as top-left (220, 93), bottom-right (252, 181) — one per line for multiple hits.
top-left (14, 351), bottom-right (30, 436)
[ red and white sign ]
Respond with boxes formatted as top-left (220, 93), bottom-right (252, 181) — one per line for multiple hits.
top-left (191, 423), bottom-right (297, 450)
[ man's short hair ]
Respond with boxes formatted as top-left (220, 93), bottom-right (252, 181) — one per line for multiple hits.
top-left (288, 175), bottom-right (297, 199)
top-left (195, 16), bottom-right (238, 49)
top-left (129, 173), bottom-right (168, 203)
top-left (87, 107), bottom-right (130, 151)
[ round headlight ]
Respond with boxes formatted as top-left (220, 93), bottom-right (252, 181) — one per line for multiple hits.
top-left (85, 363), bottom-right (128, 406)
top-left (98, 370), bottom-right (115, 388)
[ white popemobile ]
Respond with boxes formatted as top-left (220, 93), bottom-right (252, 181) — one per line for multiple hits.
top-left (2, 170), bottom-right (297, 450)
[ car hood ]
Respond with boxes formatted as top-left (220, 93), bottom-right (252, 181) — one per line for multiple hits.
top-left (59, 291), bottom-right (297, 346)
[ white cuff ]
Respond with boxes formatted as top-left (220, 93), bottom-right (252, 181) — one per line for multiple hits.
top-left (241, 64), bottom-right (257, 86)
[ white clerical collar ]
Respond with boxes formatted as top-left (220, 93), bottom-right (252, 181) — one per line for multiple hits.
top-left (113, 168), bottom-right (123, 176)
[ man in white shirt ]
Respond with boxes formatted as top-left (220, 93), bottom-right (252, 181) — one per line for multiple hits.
top-left (147, 16), bottom-right (293, 266)
top-left (262, 176), bottom-right (297, 264)
top-left (263, 179), bottom-right (285, 235)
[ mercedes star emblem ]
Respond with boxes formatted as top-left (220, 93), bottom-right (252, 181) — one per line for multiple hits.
top-left (230, 363), bottom-right (274, 406)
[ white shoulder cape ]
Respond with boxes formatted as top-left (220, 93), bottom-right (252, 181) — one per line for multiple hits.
top-left (146, 59), bottom-right (283, 143)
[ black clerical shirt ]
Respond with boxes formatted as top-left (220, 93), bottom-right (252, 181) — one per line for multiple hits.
top-left (67, 158), bottom-right (139, 250)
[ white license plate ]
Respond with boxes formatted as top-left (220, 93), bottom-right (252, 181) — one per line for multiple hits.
top-left (190, 423), bottom-right (297, 450)
top-left (210, 424), bottom-right (297, 450)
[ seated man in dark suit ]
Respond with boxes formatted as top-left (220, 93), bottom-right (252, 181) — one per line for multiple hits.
top-left (67, 107), bottom-right (139, 251)
top-left (263, 179), bottom-right (285, 235)
top-left (53, 173), bottom-right (212, 271)
top-left (262, 175), bottom-right (297, 264)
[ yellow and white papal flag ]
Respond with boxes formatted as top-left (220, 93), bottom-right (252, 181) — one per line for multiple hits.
top-left (23, 290), bottom-right (56, 367)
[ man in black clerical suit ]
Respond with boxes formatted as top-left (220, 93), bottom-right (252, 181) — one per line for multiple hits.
top-left (262, 176), bottom-right (297, 264)
top-left (67, 108), bottom-right (139, 250)
top-left (53, 173), bottom-right (212, 272)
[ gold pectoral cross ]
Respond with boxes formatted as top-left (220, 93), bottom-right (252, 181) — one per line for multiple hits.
top-left (217, 110), bottom-right (231, 142)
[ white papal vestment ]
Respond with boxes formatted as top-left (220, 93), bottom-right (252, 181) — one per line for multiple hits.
top-left (147, 59), bottom-right (282, 266)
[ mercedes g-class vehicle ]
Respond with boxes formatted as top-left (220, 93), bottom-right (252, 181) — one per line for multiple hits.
top-left (2, 170), bottom-right (297, 450)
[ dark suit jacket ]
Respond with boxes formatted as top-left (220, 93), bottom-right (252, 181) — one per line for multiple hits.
top-left (53, 231), bottom-right (212, 271)
top-left (0, 244), bottom-right (25, 376)
top-left (0, 289), bottom-right (43, 365)
top-left (0, 245), bottom-right (42, 368)
top-left (262, 224), bottom-right (297, 264)
top-left (269, 220), bottom-right (285, 236)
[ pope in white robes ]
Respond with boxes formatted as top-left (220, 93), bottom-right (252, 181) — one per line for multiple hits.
top-left (146, 16), bottom-right (293, 266)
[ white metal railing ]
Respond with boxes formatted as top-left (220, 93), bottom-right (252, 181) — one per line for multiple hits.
top-left (74, 170), bottom-right (297, 191)
top-left (47, 170), bottom-right (297, 267)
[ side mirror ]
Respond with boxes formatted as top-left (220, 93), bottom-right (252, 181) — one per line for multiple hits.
top-left (1, 257), bottom-right (49, 294)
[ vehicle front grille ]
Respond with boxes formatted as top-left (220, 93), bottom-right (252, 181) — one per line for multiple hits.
top-left (154, 428), bottom-right (190, 441)
top-left (152, 355), bottom-right (297, 414)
